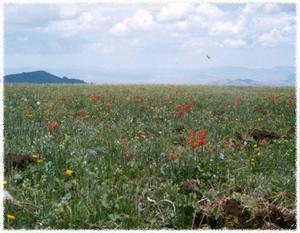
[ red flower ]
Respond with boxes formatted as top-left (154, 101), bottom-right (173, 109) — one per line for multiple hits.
top-left (169, 153), bottom-right (177, 160)
top-left (106, 100), bottom-right (112, 106)
top-left (49, 120), bottom-right (59, 130)
top-left (235, 98), bottom-right (242, 106)
top-left (134, 95), bottom-right (141, 104)
top-left (197, 129), bottom-right (206, 138)
top-left (198, 137), bottom-right (207, 146)
top-left (288, 99), bottom-right (293, 108)
top-left (208, 146), bottom-right (216, 153)
top-left (95, 116), bottom-right (100, 124)
top-left (92, 94), bottom-right (100, 102)
top-left (184, 104), bottom-right (193, 112)
top-left (79, 108), bottom-right (86, 118)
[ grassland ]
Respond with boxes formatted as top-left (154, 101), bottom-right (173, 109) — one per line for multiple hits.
top-left (3, 84), bottom-right (296, 229)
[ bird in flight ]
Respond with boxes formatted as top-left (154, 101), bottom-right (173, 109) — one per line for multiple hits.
top-left (206, 55), bottom-right (211, 60)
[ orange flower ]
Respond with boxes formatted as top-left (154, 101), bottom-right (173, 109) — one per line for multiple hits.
top-left (92, 94), bottom-right (100, 101)
top-left (169, 153), bottom-right (177, 160)
top-left (288, 99), bottom-right (293, 108)
top-left (235, 98), bottom-right (242, 106)
top-left (79, 108), bottom-right (86, 118)
top-left (49, 120), bottom-right (59, 131)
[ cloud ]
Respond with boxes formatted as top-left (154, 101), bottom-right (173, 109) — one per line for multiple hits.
top-left (221, 39), bottom-right (248, 48)
top-left (46, 11), bottom-right (106, 37)
top-left (110, 9), bottom-right (155, 36)
top-left (195, 3), bottom-right (224, 19)
top-left (157, 3), bottom-right (193, 22)
top-left (209, 20), bottom-right (244, 35)
top-left (58, 5), bottom-right (82, 19)
top-left (257, 29), bottom-right (289, 47)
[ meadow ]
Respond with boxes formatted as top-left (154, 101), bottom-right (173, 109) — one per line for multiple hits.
top-left (3, 84), bottom-right (296, 229)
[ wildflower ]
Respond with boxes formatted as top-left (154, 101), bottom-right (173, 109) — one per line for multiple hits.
top-left (235, 98), bottom-right (242, 106)
top-left (26, 106), bottom-right (33, 118)
top-left (219, 153), bottom-right (225, 160)
top-left (121, 138), bottom-right (129, 146)
top-left (288, 99), bottom-right (293, 108)
top-left (79, 108), bottom-right (86, 119)
top-left (36, 159), bottom-right (43, 164)
top-left (64, 169), bottom-right (74, 176)
top-left (92, 94), bottom-right (100, 102)
top-left (197, 129), bottom-right (207, 138)
top-left (106, 99), bottom-right (112, 106)
top-left (252, 144), bottom-right (257, 148)
top-left (160, 152), bottom-right (166, 158)
top-left (95, 116), bottom-right (100, 124)
top-left (36, 101), bottom-right (40, 105)
top-left (250, 157), bottom-right (256, 166)
top-left (49, 120), bottom-right (59, 131)
top-left (134, 95), bottom-right (141, 104)
top-left (3, 180), bottom-right (8, 186)
top-left (31, 152), bottom-right (41, 160)
top-left (169, 153), bottom-right (177, 160)
top-left (184, 104), bottom-right (193, 112)
top-left (208, 146), bottom-right (216, 153)
top-left (198, 137), bottom-right (207, 146)
top-left (6, 214), bottom-right (16, 221)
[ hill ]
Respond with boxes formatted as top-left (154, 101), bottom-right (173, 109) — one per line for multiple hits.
top-left (4, 70), bottom-right (85, 84)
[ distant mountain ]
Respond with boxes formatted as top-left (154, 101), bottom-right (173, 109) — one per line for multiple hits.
top-left (4, 71), bottom-right (85, 84)
top-left (211, 78), bottom-right (261, 86)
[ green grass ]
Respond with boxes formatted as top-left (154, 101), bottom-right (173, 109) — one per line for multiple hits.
top-left (4, 84), bottom-right (296, 229)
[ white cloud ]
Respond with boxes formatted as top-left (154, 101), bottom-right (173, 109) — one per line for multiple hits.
top-left (59, 5), bottom-right (82, 19)
top-left (209, 20), bottom-right (244, 35)
top-left (221, 39), bottom-right (248, 48)
top-left (46, 11), bottom-right (106, 37)
top-left (263, 4), bottom-right (280, 13)
top-left (257, 29), bottom-right (288, 47)
top-left (110, 9), bottom-right (155, 36)
top-left (195, 3), bottom-right (224, 19)
top-left (157, 3), bottom-right (193, 22)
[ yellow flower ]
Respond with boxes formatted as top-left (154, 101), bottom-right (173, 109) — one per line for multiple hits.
top-left (252, 144), bottom-right (257, 148)
top-left (65, 169), bottom-right (73, 176)
top-left (3, 180), bottom-right (8, 186)
top-left (7, 214), bottom-right (16, 221)
top-left (31, 152), bottom-right (41, 160)
top-left (36, 159), bottom-right (43, 164)
top-left (250, 157), bottom-right (256, 166)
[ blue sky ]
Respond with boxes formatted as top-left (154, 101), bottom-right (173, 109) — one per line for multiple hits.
top-left (4, 2), bottom-right (296, 83)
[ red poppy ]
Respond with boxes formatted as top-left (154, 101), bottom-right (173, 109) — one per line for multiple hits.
top-left (208, 146), bottom-right (216, 153)
top-left (79, 108), bottom-right (86, 118)
top-left (106, 100), bottom-right (112, 106)
top-left (184, 104), bottom-right (193, 112)
top-left (198, 137), bottom-right (207, 146)
top-left (134, 95), bottom-right (141, 104)
top-left (92, 94), bottom-right (100, 102)
top-left (49, 120), bottom-right (59, 130)
top-left (288, 99), bottom-right (293, 108)
top-left (169, 153), bottom-right (177, 160)
top-left (95, 116), bottom-right (100, 124)
top-left (235, 98), bottom-right (242, 106)
top-left (197, 129), bottom-right (207, 138)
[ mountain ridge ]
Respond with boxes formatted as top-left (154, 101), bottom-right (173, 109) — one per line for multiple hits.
top-left (4, 70), bottom-right (85, 84)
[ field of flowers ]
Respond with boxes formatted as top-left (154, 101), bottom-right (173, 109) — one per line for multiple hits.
top-left (4, 84), bottom-right (296, 229)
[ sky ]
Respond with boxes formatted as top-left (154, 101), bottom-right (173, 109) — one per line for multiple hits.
top-left (4, 2), bottom-right (297, 83)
